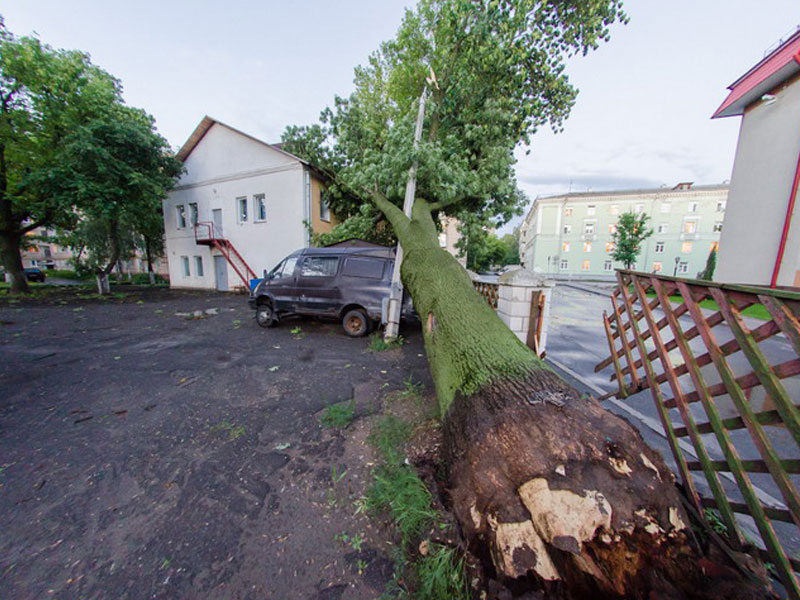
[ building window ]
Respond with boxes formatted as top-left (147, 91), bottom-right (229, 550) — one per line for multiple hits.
top-left (660, 202), bottom-right (671, 213)
top-left (653, 261), bottom-right (662, 272)
top-left (176, 205), bottom-right (186, 229)
top-left (587, 205), bottom-right (596, 216)
top-left (608, 223), bottom-right (617, 234)
top-left (560, 259), bottom-right (568, 270)
top-left (681, 241), bottom-right (693, 253)
top-left (655, 241), bottom-right (665, 253)
top-left (610, 204), bottom-right (619, 215)
top-left (195, 256), bottom-right (204, 277)
top-left (604, 260), bottom-right (612, 272)
top-left (634, 203), bottom-right (644, 214)
top-left (320, 192), bottom-right (331, 222)
top-left (657, 223), bottom-right (668, 234)
top-left (562, 242), bottom-right (570, 252)
top-left (689, 202), bottom-right (698, 213)
top-left (181, 256), bottom-right (190, 277)
top-left (254, 194), bottom-right (267, 222)
top-left (713, 221), bottom-right (723, 232)
top-left (605, 242), bottom-right (615, 253)
top-left (564, 207), bottom-right (573, 217)
top-left (581, 260), bottom-right (590, 271)
top-left (683, 219), bottom-right (698, 234)
top-left (710, 241), bottom-right (720, 252)
top-left (678, 261), bottom-right (688, 274)
top-left (563, 225), bottom-right (571, 234)
top-left (189, 202), bottom-right (198, 226)
top-left (584, 222), bottom-right (595, 235)
top-left (717, 201), bottom-right (726, 212)
top-left (42, 245), bottom-right (52, 258)
top-left (583, 242), bottom-right (592, 253)
top-left (237, 197), bottom-right (248, 222)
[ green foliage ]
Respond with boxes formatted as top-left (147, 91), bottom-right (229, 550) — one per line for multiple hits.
top-left (699, 248), bottom-right (717, 281)
top-left (369, 332), bottom-right (405, 352)
top-left (415, 544), bottom-right (469, 600)
top-left (320, 400), bottom-right (356, 429)
top-left (309, 204), bottom-right (396, 247)
top-left (456, 216), bottom-right (521, 272)
top-left (0, 21), bottom-right (181, 292)
top-left (611, 211), bottom-right (653, 270)
top-left (282, 0), bottom-right (627, 232)
top-left (703, 508), bottom-right (728, 536)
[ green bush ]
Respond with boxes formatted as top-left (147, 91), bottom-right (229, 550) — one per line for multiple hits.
top-left (320, 400), bottom-right (356, 429)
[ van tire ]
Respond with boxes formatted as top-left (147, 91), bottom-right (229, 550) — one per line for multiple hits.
top-left (256, 303), bottom-right (277, 328)
top-left (342, 309), bottom-right (369, 337)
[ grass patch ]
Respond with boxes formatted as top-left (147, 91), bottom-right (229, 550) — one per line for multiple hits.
top-left (368, 333), bottom-right (405, 352)
top-left (210, 420), bottom-right (246, 440)
top-left (416, 544), bottom-right (469, 600)
top-left (366, 415), bottom-right (468, 599)
top-left (320, 400), bottom-right (356, 429)
top-left (642, 289), bottom-right (771, 320)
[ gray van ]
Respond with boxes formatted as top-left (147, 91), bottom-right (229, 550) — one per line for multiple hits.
top-left (248, 246), bottom-right (413, 337)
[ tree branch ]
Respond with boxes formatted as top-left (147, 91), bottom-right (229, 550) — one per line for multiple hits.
top-left (428, 195), bottom-right (464, 212)
top-left (19, 216), bottom-right (51, 234)
top-left (370, 189), bottom-right (410, 232)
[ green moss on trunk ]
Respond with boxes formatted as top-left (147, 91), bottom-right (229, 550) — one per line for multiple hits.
top-left (392, 200), bottom-right (544, 415)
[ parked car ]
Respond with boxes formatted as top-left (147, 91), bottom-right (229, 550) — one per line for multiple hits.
top-left (249, 247), bottom-right (414, 337)
top-left (24, 268), bottom-right (46, 282)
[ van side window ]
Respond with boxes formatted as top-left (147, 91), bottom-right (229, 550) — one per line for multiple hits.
top-left (279, 257), bottom-right (298, 277)
top-left (300, 256), bottom-right (338, 277)
top-left (342, 257), bottom-right (384, 279)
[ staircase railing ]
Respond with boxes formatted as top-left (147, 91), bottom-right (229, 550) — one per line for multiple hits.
top-left (193, 221), bottom-right (256, 288)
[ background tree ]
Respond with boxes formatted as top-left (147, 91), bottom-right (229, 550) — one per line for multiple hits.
top-left (307, 203), bottom-right (397, 247)
top-left (611, 211), bottom-right (653, 269)
top-left (283, 2), bottom-right (765, 596)
top-left (55, 105), bottom-right (182, 293)
top-left (700, 247), bottom-right (717, 281)
top-left (0, 21), bottom-right (122, 293)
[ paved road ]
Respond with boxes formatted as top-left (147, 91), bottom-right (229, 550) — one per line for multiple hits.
top-left (546, 283), bottom-right (800, 555)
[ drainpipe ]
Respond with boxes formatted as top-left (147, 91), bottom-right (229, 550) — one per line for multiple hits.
top-left (770, 49), bottom-right (800, 288)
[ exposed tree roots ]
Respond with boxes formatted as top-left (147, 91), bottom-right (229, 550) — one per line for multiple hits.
top-left (442, 369), bottom-right (773, 599)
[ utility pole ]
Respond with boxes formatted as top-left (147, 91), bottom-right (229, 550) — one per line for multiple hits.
top-left (384, 83), bottom-right (429, 340)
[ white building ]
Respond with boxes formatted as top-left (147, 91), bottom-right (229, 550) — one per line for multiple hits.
top-left (712, 28), bottom-right (800, 287)
top-left (164, 116), bottom-right (336, 291)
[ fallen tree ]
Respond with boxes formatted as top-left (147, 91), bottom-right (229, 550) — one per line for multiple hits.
top-left (283, 1), bottom-right (772, 596)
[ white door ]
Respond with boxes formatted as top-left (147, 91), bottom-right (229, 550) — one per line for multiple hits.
top-left (214, 256), bottom-right (229, 291)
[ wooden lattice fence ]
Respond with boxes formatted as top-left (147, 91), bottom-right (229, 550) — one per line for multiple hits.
top-left (473, 280), bottom-right (499, 309)
top-left (595, 270), bottom-right (800, 598)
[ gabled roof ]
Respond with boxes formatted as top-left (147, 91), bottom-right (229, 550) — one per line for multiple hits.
top-left (174, 115), bottom-right (309, 165)
top-left (713, 28), bottom-right (800, 118)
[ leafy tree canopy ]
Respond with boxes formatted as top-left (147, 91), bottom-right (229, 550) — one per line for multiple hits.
top-left (611, 211), bottom-right (653, 270)
top-left (282, 0), bottom-right (627, 229)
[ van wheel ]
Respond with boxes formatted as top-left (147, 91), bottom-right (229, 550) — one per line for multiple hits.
top-left (256, 304), bottom-right (277, 328)
top-left (342, 309), bottom-right (369, 337)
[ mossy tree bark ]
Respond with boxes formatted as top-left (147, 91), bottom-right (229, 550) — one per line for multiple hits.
top-left (372, 192), bottom-right (770, 599)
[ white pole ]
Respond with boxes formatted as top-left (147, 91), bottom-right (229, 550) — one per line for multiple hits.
top-left (384, 87), bottom-right (427, 340)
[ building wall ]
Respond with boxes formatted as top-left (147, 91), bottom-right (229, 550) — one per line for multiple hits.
top-left (164, 123), bottom-right (308, 290)
top-left (716, 76), bottom-right (800, 286)
top-left (439, 216), bottom-right (466, 267)
top-left (520, 185), bottom-right (727, 280)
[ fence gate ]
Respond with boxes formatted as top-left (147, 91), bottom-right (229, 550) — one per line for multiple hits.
top-left (595, 270), bottom-right (800, 598)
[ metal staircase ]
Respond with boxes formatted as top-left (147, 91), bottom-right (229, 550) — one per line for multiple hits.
top-left (194, 221), bottom-right (256, 288)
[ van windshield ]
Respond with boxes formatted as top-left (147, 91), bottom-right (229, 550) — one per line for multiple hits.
top-left (271, 256), bottom-right (298, 278)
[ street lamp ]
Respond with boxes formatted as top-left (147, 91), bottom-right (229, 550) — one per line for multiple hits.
top-left (673, 256), bottom-right (680, 277)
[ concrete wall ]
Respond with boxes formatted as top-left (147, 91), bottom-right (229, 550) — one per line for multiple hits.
top-left (164, 123), bottom-right (308, 290)
top-left (716, 75), bottom-right (800, 286)
top-left (521, 186), bottom-right (726, 280)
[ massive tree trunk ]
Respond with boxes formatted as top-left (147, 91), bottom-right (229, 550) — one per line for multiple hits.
top-left (372, 194), bottom-right (769, 599)
top-left (0, 231), bottom-right (29, 294)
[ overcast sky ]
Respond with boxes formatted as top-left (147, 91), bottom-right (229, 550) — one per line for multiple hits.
top-left (3, 1), bottom-right (799, 234)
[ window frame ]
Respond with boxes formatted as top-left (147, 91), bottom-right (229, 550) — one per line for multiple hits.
top-left (189, 202), bottom-right (199, 226)
top-left (603, 260), bottom-right (613, 272)
top-left (299, 255), bottom-right (339, 278)
top-left (181, 255), bottom-right (190, 277)
top-left (195, 256), bottom-right (204, 277)
top-left (655, 241), bottom-right (665, 253)
top-left (254, 194), bottom-right (267, 222)
top-left (237, 196), bottom-right (248, 223)
top-left (581, 259), bottom-right (590, 271)
top-left (320, 192), bottom-right (331, 223)
top-left (176, 205), bottom-right (187, 229)
top-left (559, 259), bottom-right (568, 270)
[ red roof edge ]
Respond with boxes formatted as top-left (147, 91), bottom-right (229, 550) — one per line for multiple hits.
top-left (713, 28), bottom-right (800, 119)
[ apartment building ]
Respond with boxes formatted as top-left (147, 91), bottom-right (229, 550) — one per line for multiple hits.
top-left (519, 183), bottom-right (728, 280)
